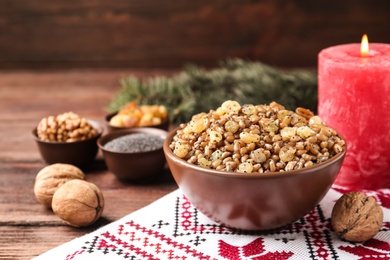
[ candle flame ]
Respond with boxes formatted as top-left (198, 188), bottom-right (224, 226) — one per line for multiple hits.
top-left (361, 34), bottom-right (369, 57)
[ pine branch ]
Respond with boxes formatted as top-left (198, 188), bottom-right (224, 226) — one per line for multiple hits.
top-left (108, 58), bottom-right (317, 124)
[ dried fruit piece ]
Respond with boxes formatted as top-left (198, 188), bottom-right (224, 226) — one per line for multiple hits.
top-left (259, 118), bottom-right (279, 133)
top-left (34, 163), bottom-right (85, 208)
top-left (183, 113), bottom-right (208, 134)
top-left (173, 143), bottom-right (190, 158)
top-left (279, 146), bottom-right (296, 162)
top-left (198, 158), bottom-right (211, 168)
top-left (52, 179), bottom-right (104, 227)
top-left (225, 120), bottom-right (239, 133)
top-left (216, 100), bottom-right (241, 115)
top-left (296, 126), bottom-right (315, 139)
top-left (239, 132), bottom-right (260, 144)
top-left (209, 131), bottom-right (223, 143)
top-left (210, 150), bottom-right (223, 161)
top-left (331, 192), bottom-right (383, 242)
top-left (242, 104), bottom-right (257, 115)
top-left (238, 162), bottom-right (254, 173)
top-left (109, 101), bottom-right (168, 127)
top-left (250, 149), bottom-right (267, 163)
top-left (280, 127), bottom-right (297, 141)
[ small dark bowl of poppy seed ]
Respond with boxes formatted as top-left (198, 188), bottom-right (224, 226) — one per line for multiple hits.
top-left (97, 127), bottom-right (168, 181)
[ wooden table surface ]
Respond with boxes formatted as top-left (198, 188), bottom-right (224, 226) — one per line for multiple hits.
top-left (0, 69), bottom-right (178, 259)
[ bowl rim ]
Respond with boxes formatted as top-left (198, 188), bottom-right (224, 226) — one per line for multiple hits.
top-left (32, 119), bottom-right (103, 144)
top-left (105, 111), bottom-right (170, 129)
top-left (97, 127), bottom-right (169, 155)
top-left (163, 126), bottom-right (347, 179)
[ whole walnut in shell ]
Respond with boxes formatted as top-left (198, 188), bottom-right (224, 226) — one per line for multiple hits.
top-left (331, 191), bottom-right (383, 242)
top-left (34, 163), bottom-right (85, 207)
top-left (52, 179), bottom-right (104, 227)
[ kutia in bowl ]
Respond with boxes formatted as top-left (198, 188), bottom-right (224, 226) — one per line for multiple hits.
top-left (98, 127), bottom-right (168, 181)
top-left (163, 100), bottom-right (346, 230)
top-left (32, 112), bottom-right (102, 167)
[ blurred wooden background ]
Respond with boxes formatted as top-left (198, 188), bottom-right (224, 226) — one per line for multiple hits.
top-left (0, 0), bottom-right (389, 69)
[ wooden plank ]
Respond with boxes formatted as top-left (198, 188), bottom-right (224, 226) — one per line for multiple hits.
top-left (0, 0), bottom-right (389, 69)
top-left (0, 225), bottom-right (101, 259)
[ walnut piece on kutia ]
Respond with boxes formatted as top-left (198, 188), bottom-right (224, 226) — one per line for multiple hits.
top-left (331, 191), bottom-right (383, 242)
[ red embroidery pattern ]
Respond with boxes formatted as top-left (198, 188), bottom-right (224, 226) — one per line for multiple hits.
top-left (65, 250), bottom-right (84, 260)
top-left (63, 188), bottom-right (389, 260)
top-left (337, 239), bottom-right (390, 259)
top-left (175, 196), bottom-right (235, 236)
top-left (364, 238), bottom-right (390, 252)
top-left (377, 193), bottom-right (390, 209)
top-left (302, 206), bottom-right (336, 259)
top-left (71, 220), bottom-right (215, 260)
top-left (218, 238), bottom-right (293, 260)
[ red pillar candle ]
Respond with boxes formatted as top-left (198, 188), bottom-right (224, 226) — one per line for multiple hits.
top-left (318, 36), bottom-right (390, 189)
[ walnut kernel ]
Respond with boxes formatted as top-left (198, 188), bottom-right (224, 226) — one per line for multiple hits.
top-left (331, 191), bottom-right (383, 242)
top-left (37, 112), bottom-right (98, 142)
top-left (34, 163), bottom-right (85, 208)
top-left (52, 179), bottom-right (104, 227)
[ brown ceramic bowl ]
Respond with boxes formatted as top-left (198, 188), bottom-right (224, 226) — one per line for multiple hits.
top-left (105, 112), bottom-right (169, 132)
top-left (163, 127), bottom-right (347, 231)
top-left (32, 120), bottom-right (103, 167)
top-left (97, 127), bottom-right (168, 181)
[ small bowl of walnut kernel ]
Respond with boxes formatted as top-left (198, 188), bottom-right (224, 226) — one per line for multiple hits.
top-left (163, 100), bottom-right (347, 231)
top-left (33, 112), bottom-right (103, 167)
top-left (105, 101), bottom-right (169, 132)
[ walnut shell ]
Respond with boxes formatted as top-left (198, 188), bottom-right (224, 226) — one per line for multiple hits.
top-left (34, 163), bottom-right (85, 207)
top-left (52, 179), bottom-right (104, 227)
top-left (331, 191), bottom-right (383, 242)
